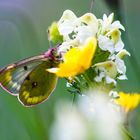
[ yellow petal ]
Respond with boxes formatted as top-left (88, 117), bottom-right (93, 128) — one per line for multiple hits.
top-left (111, 29), bottom-right (121, 43)
top-left (116, 49), bottom-right (130, 59)
top-left (48, 37), bottom-right (97, 77)
top-left (114, 92), bottom-right (140, 112)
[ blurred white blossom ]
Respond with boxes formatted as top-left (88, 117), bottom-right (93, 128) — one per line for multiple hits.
top-left (50, 91), bottom-right (124, 140)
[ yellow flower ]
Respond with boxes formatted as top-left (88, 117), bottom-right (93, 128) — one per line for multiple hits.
top-left (115, 92), bottom-right (140, 112)
top-left (47, 37), bottom-right (97, 77)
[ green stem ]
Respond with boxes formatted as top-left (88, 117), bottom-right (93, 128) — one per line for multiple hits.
top-left (83, 73), bottom-right (94, 88)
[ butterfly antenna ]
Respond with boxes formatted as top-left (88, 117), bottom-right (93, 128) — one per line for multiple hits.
top-left (90, 0), bottom-right (95, 12)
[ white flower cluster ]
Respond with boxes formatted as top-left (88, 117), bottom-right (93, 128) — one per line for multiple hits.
top-left (94, 13), bottom-right (130, 84)
top-left (50, 93), bottom-right (123, 140)
top-left (57, 10), bottom-right (98, 53)
top-left (56, 10), bottom-right (130, 85)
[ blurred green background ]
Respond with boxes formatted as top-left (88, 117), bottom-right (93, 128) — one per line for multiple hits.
top-left (0, 0), bottom-right (140, 139)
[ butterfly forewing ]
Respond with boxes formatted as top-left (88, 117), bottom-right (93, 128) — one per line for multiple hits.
top-left (0, 54), bottom-right (46, 95)
top-left (0, 61), bottom-right (42, 95)
top-left (18, 61), bottom-right (58, 106)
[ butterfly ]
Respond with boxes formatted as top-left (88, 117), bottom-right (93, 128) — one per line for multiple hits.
top-left (0, 48), bottom-right (58, 107)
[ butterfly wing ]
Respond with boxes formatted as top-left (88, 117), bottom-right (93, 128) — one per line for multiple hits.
top-left (0, 54), bottom-right (45, 95)
top-left (18, 61), bottom-right (58, 107)
top-left (0, 48), bottom-right (58, 106)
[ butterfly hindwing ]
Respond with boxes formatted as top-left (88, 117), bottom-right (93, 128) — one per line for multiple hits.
top-left (18, 61), bottom-right (58, 106)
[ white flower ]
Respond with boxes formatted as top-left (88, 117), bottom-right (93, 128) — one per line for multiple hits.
top-left (105, 76), bottom-right (117, 85)
top-left (58, 20), bottom-right (74, 35)
top-left (50, 102), bottom-right (88, 140)
top-left (58, 39), bottom-right (79, 54)
top-left (117, 49), bottom-right (130, 59)
top-left (75, 26), bottom-right (92, 44)
top-left (58, 10), bottom-right (77, 24)
top-left (102, 13), bottom-right (114, 31)
top-left (98, 35), bottom-right (114, 53)
top-left (109, 91), bottom-right (119, 98)
top-left (78, 95), bottom-right (95, 119)
top-left (80, 13), bottom-right (98, 35)
top-left (109, 21), bottom-right (125, 31)
top-left (58, 10), bottom-right (78, 38)
top-left (115, 57), bottom-right (126, 74)
top-left (94, 67), bottom-right (106, 82)
top-left (94, 61), bottom-right (117, 85)
top-left (57, 10), bottom-right (98, 47)
top-left (50, 94), bottom-right (124, 140)
top-left (94, 61), bottom-right (118, 78)
top-left (117, 75), bottom-right (127, 80)
top-left (108, 55), bottom-right (128, 81)
top-left (94, 71), bottom-right (106, 82)
top-left (98, 13), bottom-right (125, 37)
top-left (115, 38), bottom-right (124, 52)
top-left (94, 67), bottom-right (117, 85)
top-left (109, 54), bottom-right (116, 60)
top-left (105, 28), bottom-right (124, 53)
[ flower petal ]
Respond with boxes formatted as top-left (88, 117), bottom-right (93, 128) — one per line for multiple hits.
top-left (48, 37), bottom-right (97, 77)
top-left (98, 35), bottom-right (114, 53)
top-left (94, 61), bottom-right (117, 78)
top-left (115, 92), bottom-right (140, 112)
